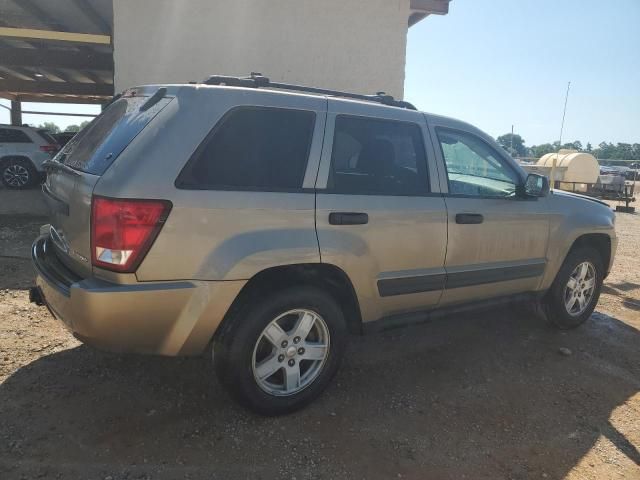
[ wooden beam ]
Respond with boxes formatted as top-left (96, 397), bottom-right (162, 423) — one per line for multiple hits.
top-left (0, 46), bottom-right (113, 71)
top-left (0, 27), bottom-right (111, 45)
top-left (21, 110), bottom-right (97, 118)
top-left (0, 78), bottom-right (113, 96)
top-left (7, 94), bottom-right (107, 104)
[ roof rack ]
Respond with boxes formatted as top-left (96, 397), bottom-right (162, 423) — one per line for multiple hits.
top-left (202, 73), bottom-right (417, 110)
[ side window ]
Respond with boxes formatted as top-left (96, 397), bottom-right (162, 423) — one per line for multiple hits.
top-left (328, 115), bottom-right (429, 195)
top-left (0, 128), bottom-right (33, 143)
top-left (178, 107), bottom-right (315, 190)
top-left (436, 128), bottom-right (519, 197)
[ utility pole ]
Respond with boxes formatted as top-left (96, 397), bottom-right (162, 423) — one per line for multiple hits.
top-left (510, 124), bottom-right (514, 155)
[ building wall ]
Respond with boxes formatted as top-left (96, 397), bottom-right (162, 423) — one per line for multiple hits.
top-left (113, 0), bottom-right (411, 98)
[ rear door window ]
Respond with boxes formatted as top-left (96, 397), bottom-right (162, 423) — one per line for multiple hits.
top-left (59, 94), bottom-right (172, 175)
top-left (177, 107), bottom-right (316, 191)
top-left (328, 115), bottom-right (429, 195)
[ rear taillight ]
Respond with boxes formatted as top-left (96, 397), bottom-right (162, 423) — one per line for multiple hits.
top-left (40, 144), bottom-right (59, 155)
top-left (91, 197), bottom-right (172, 272)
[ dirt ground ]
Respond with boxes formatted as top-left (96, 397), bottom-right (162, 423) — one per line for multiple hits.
top-left (0, 188), bottom-right (639, 479)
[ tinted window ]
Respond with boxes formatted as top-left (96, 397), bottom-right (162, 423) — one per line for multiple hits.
top-left (436, 129), bottom-right (519, 197)
top-left (179, 107), bottom-right (315, 190)
top-left (59, 95), bottom-right (171, 175)
top-left (328, 116), bottom-right (428, 195)
top-left (37, 129), bottom-right (58, 145)
top-left (0, 128), bottom-right (32, 143)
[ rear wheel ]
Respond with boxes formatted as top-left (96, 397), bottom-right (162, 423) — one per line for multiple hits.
top-left (1, 157), bottom-right (37, 189)
top-left (214, 286), bottom-right (347, 415)
top-left (543, 247), bottom-right (604, 329)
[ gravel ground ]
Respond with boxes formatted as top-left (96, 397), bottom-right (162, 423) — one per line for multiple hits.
top-left (0, 191), bottom-right (638, 480)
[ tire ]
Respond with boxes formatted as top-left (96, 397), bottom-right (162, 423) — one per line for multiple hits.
top-left (1, 157), bottom-right (37, 189)
top-left (214, 286), bottom-right (347, 415)
top-left (543, 247), bottom-right (604, 329)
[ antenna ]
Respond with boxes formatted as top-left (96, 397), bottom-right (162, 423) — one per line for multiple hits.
top-left (558, 81), bottom-right (571, 149)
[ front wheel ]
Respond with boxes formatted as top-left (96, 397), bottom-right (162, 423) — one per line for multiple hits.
top-left (213, 286), bottom-right (347, 415)
top-left (543, 247), bottom-right (604, 329)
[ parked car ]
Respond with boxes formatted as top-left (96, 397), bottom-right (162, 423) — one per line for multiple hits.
top-left (30, 76), bottom-right (617, 415)
top-left (0, 124), bottom-right (59, 189)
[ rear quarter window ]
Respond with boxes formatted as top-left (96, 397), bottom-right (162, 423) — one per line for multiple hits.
top-left (176, 107), bottom-right (316, 191)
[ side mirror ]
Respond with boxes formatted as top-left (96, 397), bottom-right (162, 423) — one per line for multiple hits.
top-left (522, 173), bottom-right (550, 197)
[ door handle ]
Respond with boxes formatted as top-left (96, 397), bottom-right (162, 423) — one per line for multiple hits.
top-left (455, 213), bottom-right (484, 224)
top-left (329, 212), bottom-right (369, 225)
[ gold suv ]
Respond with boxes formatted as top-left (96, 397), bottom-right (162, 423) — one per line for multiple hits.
top-left (31, 75), bottom-right (616, 415)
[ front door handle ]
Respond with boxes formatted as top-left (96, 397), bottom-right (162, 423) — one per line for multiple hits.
top-left (329, 212), bottom-right (369, 225)
top-left (455, 213), bottom-right (484, 224)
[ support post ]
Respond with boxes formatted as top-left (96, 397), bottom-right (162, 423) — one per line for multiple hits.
top-left (10, 99), bottom-right (22, 125)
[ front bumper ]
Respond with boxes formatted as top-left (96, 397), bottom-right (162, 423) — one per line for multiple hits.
top-left (32, 235), bottom-right (245, 355)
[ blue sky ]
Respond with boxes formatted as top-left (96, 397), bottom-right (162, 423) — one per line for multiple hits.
top-left (405, 0), bottom-right (640, 146)
top-left (2, 0), bottom-right (639, 147)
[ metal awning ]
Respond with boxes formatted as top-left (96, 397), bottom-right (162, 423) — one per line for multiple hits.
top-left (0, 0), bottom-right (114, 105)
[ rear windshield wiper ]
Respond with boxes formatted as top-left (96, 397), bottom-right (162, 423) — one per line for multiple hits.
top-left (139, 87), bottom-right (167, 112)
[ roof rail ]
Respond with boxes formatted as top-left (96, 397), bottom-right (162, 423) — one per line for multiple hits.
top-left (202, 73), bottom-right (417, 110)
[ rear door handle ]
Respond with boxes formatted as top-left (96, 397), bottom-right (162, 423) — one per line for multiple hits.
top-left (329, 212), bottom-right (369, 225)
top-left (455, 213), bottom-right (484, 224)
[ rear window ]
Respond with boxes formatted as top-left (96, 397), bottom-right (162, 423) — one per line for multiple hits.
top-left (58, 94), bottom-right (171, 175)
top-left (37, 129), bottom-right (58, 145)
top-left (177, 107), bottom-right (316, 191)
top-left (0, 128), bottom-right (32, 143)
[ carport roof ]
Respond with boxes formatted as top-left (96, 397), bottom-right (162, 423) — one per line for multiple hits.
top-left (0, 0), bottom-right (114, 104)
top-left (0, 0), bottom-right (450, 104)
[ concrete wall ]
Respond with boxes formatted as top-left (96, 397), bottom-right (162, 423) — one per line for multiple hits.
top-left (113, 0), bottom-right (411, 98)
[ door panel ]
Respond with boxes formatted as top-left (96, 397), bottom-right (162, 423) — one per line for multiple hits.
top-left (428, 122), bottom-right (551, 305)
top-left (316, 100), bottom-right (447, 324)
top-left (441, 196), bottom-right (549, 304)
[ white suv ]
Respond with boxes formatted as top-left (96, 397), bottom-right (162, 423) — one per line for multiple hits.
top-left (0, 125), bottom-right (59, 189)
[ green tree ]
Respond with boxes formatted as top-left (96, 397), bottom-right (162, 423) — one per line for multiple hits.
top-left (561, 140), bottom-right (583, 151)
top-left (64, 120), bottom-right (90, 133)
top-left (586, 142), bottom-right (592, 152)
top-left (530, 143), bottom-right (555, 158)
top-left (37, 121), bottom-right (60, 133)
top-left (496, 133), bottom-right (527, 157)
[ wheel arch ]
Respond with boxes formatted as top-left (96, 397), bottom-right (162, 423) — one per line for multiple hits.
top-left (215, 263), bottom-right (363, 339)
top-left (567, 233), bottom-right (612, 278)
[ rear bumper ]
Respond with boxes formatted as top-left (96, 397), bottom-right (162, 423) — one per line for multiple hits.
top-left (32, 235), bottom-right (245, 355)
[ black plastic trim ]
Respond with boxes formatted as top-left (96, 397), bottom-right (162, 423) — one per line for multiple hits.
top-left (32, 236), bottom-right (83, 296)
top-left (445, 263), bottom-right (546, 289)
top-left (378, 273), bottom-right (446, 297)
top-left (376, 262), bottom-right (546, 297)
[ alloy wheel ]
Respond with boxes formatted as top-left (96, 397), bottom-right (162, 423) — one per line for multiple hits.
top-left (564, 261), bottom-right (596, 316)
top-left (2, 164), bottom-right (30, 187)
top-left (252, 309), bottom-right (330, 396)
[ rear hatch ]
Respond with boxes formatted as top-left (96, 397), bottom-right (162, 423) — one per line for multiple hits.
top-left (42, 89), bottom-right (173, 278)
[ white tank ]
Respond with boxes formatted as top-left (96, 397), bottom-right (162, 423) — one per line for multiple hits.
top-left (537, 149), bottom-right (599, 184)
